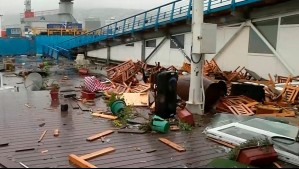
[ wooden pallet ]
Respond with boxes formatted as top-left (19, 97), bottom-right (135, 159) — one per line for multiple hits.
top-left (226, 103), bottom-right (255, 116)
top-left (131, 83), bottom-right (151, 93)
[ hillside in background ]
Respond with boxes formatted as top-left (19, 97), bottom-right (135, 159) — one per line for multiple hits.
top-left (2, 8), bottom-right (144, 28)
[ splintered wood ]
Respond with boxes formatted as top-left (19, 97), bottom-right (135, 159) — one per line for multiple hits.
top-left (86, 130), bottom-right (114, 141)
top-left (159, 138), bottom-right (186, 152)
top-left (92, 113), bottom-right (118, 120)
top-left (216, 95), bottom-right (257, 116)
top-left (38, 130), bottom-right (47, 143)
top-left (69, 147), bottom-right (115, 168)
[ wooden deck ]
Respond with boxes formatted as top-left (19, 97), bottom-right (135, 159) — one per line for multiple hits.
top-left (0, 75), bottom-right (226, 168)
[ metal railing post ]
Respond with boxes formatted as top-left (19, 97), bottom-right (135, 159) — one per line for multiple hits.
top-left (155, 7), bottom-right (161, 29)
top-left (170, 2), bottom-right (176, 22)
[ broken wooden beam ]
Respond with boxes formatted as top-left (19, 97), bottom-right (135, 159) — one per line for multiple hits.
top-left (80, 147), bottom-right (115, 160)
top-left (69, 154), bottom-right (97, 168)
top-left (38, 130), bottom-right (47, 143)
top-left (158, 138), bottom-right (186, 152)
top-left (86, 130), bottom-right (114, 141)
top-left (69, 147), bottom-right (115, 168)
top-left (92, 113), bottom-right (118, 120)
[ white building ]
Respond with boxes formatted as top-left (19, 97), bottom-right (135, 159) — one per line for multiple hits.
top-left (86, 0), bottom-right (299, 79)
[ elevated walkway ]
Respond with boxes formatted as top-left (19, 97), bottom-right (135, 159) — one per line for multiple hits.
top-left (44, 0), bottom-right (264, 60)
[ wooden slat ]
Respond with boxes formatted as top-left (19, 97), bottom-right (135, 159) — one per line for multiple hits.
top-left (69, 99), bottom-right (79, 109)
top-left (78, 102), bottom-right (90, 111)
top-left (206, 137), bottom-right (235, 149)
top-left (69, 154), bottom-right (97, 168)
top-left (80, 147), bottom-right (115, 161)
top-left (159, 138), bottom-right (186, 152)
top-left (86, 130), bottom-right (114, 141)
top-left (38, 130), bottom-right (47, 143)
top-left (91, 113), bottom-right (118, 120)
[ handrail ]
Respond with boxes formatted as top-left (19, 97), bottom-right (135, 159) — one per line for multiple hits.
top-left (55, 0), bottom-right (261, 50)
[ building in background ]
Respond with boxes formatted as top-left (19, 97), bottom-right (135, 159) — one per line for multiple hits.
top-left (20, 0), bottom-right (78, 35)
top-left (84, 17), bottom-right (101, 32)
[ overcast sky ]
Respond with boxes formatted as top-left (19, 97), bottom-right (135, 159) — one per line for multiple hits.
top-left (0, 0), bottom-right (174, 15)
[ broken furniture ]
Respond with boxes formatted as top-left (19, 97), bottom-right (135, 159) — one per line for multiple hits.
top-left (69, 147), bottom-right (115, 168)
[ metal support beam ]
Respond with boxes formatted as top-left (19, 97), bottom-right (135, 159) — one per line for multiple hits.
top-left (186, 0), bottom-right (205, 115)
top-left (141, 40), bottom-right (146, 62)
top-left (212, 22), bottom-right (246, 60)
top-left (107, 45), bottom-right (111, 65)
top-left (249, 21), bottom-right (295, 76)
top-left (145, 36), bottom-right (167, 63)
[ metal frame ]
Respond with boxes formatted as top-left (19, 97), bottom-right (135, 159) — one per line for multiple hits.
top-left (205, 121), bottom-right (299, 166)
top-left (53, 0), bottom-right (262, 51)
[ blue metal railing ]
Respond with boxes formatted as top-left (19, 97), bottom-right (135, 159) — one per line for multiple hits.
top-left (44, 0), bottom-right (261, 60)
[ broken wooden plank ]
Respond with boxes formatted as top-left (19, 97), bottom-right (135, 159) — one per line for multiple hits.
top-left (54, 129), bottom-right (59, 137)
top-left (69, 154), bottom-right (97, 168)
top-left (207, 137), bottom-right (236, 149)
top-left (80, 147), bottom-right (115, 160)
top-left (69, 99), bottom-right (79, 109)
top-left (78, 102), bottom-right (90, 111)
top-left (86, 130), bottom-right (114, 141)
top-left (15, 148), bottom-right (35, 152)
top-left (38, 130), bottom-right (47, 143)
top-left (170, 125), bottom-right (180, 131)
top-left (158, 138), bottom-right (186, 152)
top-left (273, 162), bottom-right (282, 168)
top-left (92, 113), bottom-right (118, 120)
top-left (122, 93), bottom-right (149, 106)
top-left (117, 129), bottom-right (146, 134)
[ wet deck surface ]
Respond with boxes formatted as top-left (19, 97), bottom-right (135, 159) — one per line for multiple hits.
top-left (0, 73), bottom-right (227, 168)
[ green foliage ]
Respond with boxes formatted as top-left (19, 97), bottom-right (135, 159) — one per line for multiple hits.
top-left (112, 120), bottom-right (123, 128)
top-left (228, 138), bottom-right (272, 161)
top-left (112, 105), bottom-right (133, 128)
top-left (107, 93), bottom-right (124, 107)
top-left (178, 121), bottom-right (193, 131)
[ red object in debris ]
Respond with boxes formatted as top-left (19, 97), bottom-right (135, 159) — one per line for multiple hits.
top-left (79, 68), bottom-right (88, 75)
top-left (237, 146), bottom-right (277, 166)
top-left (50, 91), bottom-right (59, 101)
top-left (24, 11), bottom-right (35, 18)
top-left (81, 90), bottom-right (96, 101)
top-left (1, 30), bottom-right (6, 37)
top-left (177, 109), bottom-right (195, 126)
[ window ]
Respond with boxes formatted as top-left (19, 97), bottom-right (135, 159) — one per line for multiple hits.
top-left (125, 43), bottom-right (134, 47)
top-left (146, 39), bottom-right (156, 48)
top-left (11, 28), bottom-right (21, 34)
top-left (170, 34), bottom-right (185, 49)
top-left (248, 19), bottom-right (278, 54)
top-left (281, 14), bottom-right (299, 25)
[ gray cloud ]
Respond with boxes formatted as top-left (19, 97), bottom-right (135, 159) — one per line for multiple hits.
top-left (0, 0), bottom-right (174, 15)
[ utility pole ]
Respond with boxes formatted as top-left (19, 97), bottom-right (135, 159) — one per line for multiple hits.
top-left (186, 0), bottom-right (205, 115)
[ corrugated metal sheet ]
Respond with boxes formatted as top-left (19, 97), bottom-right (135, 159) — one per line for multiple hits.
top-left (0, 38), bottom-right (33, 56)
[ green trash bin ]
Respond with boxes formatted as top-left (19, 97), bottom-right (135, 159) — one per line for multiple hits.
top-left (151, 115), bottom-right (170, 133)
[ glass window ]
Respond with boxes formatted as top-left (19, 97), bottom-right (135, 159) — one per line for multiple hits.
top-left (281, 14), bottom-right (299, 25)
top-left (220, 126), bottom-right (266, 140)
top-left (248, 19), bottom-right (278, 54)
top-left (146, 39), bottom-right (156, 48)
top-left (241, 118), bottom-right (299, 140)
top-left (170, 34), bottom-right (185, 49)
